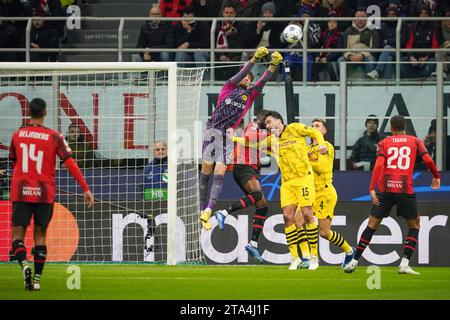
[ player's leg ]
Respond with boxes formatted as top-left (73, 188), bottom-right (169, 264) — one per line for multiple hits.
top-left (31, 203), bottom-right (53, 290)
top-left (397, 194), bottom-right (421, 275)
top-left (296, 206), bottom-right (311, 268)
top-left (295, 178), bottom-right (315, 268)
top-left (284, 204), bottom-right (302, 270)
top-left (199, 159), bottom-right (214, 230)
top-left (11, 202), bottom-right (33, 291)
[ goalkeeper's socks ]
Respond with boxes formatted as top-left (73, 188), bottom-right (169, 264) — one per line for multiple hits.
top-left (12, 239), bottom-right (27, 268)
top-left (285, 224), bottom-right (299, 258)
top-left (199, 172), bottom-right (212, 211)
top-left (306, 223), bottom-right (319, 257)
top-left (207, 175), bottom-right (224, 210)
top-left (251, 205), bottom-right (268, 242)
top-left (354, 226), bottom-right (376, 260)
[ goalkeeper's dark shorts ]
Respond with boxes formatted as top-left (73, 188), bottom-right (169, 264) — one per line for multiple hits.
top-left (233, 164), bottom-right (260, 193)
top-left (370, 192), bottom-right (418, 220)
top-left (12, 202), bottom-right (54, 228)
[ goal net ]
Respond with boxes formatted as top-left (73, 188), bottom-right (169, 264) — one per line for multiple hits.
top-left (0, 62), bottom-right (205, 265)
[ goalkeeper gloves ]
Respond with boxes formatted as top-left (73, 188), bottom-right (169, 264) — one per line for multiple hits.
top-left (253, 46), bottom-right (269, 61)
top-left (270, 51), bottom-right (283, 67)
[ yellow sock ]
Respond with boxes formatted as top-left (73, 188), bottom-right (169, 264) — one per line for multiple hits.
top-left (306, 223), bottom-right (319, 257)
top-left (285, 224), bottom-right (299, 258)
top-left (297, 226), bottom-right (310, 259)
top-left (328, 230), bottom-right (352, 254)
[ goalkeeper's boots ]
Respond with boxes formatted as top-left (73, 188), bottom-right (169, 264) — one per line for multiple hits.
top-left (343, 258), bottom-right (358, 273)
top-left (342, 247), bottom-right (356, 268)
top-left (245, 243), bottom-right (263, 264)
top-left (398, 265), bottom-right (420, 275)
top-left (300, 258), bottom-right (310, 269)
top-left (215, 210), bottom-right (228, 231)
top-left (288, 257), bottom-right (301, 270)
top-left (23, 265), bottom-right (33, 291)
top-left (308, 255), bottom-right (319, 270)
top-left (200, 208), bottom-right (212, 231)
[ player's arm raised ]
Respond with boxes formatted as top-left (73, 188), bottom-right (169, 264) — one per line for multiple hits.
top-left (310, 144), bottom-right (334, 175)
top-left (290, 123), bottom-right (327, 154)
top-left (228, 47), bottom-right (268, 85)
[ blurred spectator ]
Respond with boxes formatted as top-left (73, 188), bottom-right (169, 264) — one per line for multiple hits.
top-left (316, 0), bottom-right (354, 31)
top-left (409, 0), bottom-right (438, 17)
top-left (219, 0), bottom-right (261, 17)
top-left (142, 140), bottom-right (168, 260)
top-left (215, 2), bottom-right (246, 80)
top-left (174, 6), bottom-right (210, 67)
top-left (350, 114), bottom-right (384, 170)
top-left (0, 0), bottom-right (28, 33)
top-left (65, 123), bottom-right (96, 169)
top-left (312, 12), bottom-right (343, 81)
top-left (136, 6), bottom-right (175, 62)
top-left (338, 10), bottom-right (380, 78)
top-left (435, 11), bottom-right (450, 75)
top-left (0, 8), bottom-right (19, 62)
top-left (401, 6), bottom-right (439, 79)
top-left (367, 6), bottom-right (407, 80)
top-left (160, 0), bottom-right (193, 25)
top-left (436, 0), bottom-right (450, 17)
top-left (296, 0), bottom-right (321, 17)
top-left (29, 0), bottom-right (65, 39)
top-left (193, 0), bottom-right (220, 19)
top-left (282, 6), bottom-right (321, 81)
top-left (265, 0), bottom-right (297, 17)
top-left (26, 10), bottom-right (58, 62)
top-left (242, 2), bottom-right (284, 78)
top-left (424, 119), bottom-right (437, 161)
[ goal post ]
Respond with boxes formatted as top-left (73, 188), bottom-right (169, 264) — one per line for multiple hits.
top-left (0, 62), bottom-right (205, 265)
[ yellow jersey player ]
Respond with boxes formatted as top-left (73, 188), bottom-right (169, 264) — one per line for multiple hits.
top-left (263, 111), bottom-right (327, 270)
top-left (306, 119), bottom-right (355, 270)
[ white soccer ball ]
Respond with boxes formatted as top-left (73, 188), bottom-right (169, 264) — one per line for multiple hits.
top-left (282, 24), bottom-right (303, 45)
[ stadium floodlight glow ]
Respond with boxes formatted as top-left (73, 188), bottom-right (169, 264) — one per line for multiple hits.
top-left (0, 62), bottom-right (206, 265)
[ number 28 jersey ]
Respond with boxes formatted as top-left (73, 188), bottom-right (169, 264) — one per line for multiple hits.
top-left (376, 134), bottom-right (428, 194)
top-left (9, 125), bottom-right (73, 203)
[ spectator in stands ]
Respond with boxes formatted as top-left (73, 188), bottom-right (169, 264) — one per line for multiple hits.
top-left (296, 0), bottom-right (321, 17)
top-left (219, 0), bottom-right (261, 17)
top-left (215, 2), bottom-right (246, 80)
top-left (193, 0), bottom-right (220, 19)
top-left (338, 10), bottom-right (380, 78)
top-left (0, 0), bottom-right (28, 33)
top-left (174, 6), bottom-right (210, 67)
top-left (409, 0), bottom-right (438, 17)
top-left (142, 140), bottom-right (168, 260)
top-left (316, 0), bottom-right (354, 31)
top-left (27, 10), bottom-right (59, 62)
top-left (0, 8), bottom-right (19, 62)
top-left (65, 123), bottom-right (95, 169)
top-left (160, 0), bottom-right (193, 25)
top-left (401, 5), bottom-right (439, 79)
top-left (136, 6), bottom-right (175, 62)
top-left (436, 11), bottom-right (450, 76)
top-left (29, 0), bottom-right (65, 40)
top-left (282, 6), bottom-right (321, 81)
top-left (349, 114), bottom-right (384, 170)
top-left (424, 119), bottom-right (437, 162)
top-left (312, 11), bottom-right (343, 81)
top-left (367, 6), bottom-right (407, 80)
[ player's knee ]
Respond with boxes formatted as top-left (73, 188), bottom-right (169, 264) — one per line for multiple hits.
top-left (248, 191), bottom-right (263, 203)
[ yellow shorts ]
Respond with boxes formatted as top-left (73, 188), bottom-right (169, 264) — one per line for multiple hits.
top-left (280, 175), bottom-right (315, 209)
top-left (313, 184), bottom-right (337, 220)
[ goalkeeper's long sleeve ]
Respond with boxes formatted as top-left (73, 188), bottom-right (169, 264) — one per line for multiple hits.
top-left (228, 60), bottom-right (255, 85)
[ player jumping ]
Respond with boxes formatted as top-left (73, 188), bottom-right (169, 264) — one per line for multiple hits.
top-left (199, 47), bottom-right (283, 230)
top-left (9, 98), bottom-right (94, 291)
top-left (344, 115), bottom-right (440, 274)
top-left (307, 119), bottom-right (355, 270)
top-left (214, 110), bottom-right (271, 263)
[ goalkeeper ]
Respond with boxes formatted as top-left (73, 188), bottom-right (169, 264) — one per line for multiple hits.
top-left (199, 48), bottom-right (283, 230)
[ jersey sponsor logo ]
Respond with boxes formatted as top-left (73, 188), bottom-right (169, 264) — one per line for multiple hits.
top-left (242, 95), bottom-right (248, 102)
top-left (280, 140), bottom-right (297, 148)
top-left (19, 130), bottom-right (49, 141)
top-left (224, 97), bottom-right (245, 109)
top-left (22, 186), bottom-right (42, 197)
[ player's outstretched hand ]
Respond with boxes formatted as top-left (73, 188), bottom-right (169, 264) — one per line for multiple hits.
top-left (431, 178), bottom-right (441, 190)
top-left (254, 47), bottom-right (269, 61)
top-left (84, 191), bottom-right (94, 208)
top-left (270, 51), bottom-right (283, 67)
top-left (318, 145), bottom-right (327, 155)
top-left (370, 190), bottom-right (380, 205)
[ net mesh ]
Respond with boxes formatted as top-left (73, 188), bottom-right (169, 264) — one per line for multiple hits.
top-left (0, 66), bottom-right (205, 264)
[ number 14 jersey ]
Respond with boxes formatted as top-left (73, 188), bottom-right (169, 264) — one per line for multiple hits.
top-left (375, 134), bottom-right (428, 194)
top-left (9, 124), bottom-right (73, 203)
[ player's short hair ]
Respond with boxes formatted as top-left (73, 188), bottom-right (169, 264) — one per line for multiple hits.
top-left (312, 118), bottom-right (327, 130)
top-left (29, 98), bottom-right (46, 119)
top-left (390, 115), bottom-right (406, 131)
top-left (264, 110), bottom-right (284, 124)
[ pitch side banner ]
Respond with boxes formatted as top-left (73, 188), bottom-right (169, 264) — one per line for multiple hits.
top-left (1, 85), bottom-right (450, 159)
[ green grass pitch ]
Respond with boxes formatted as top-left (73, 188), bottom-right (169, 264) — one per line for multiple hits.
top-left (1, 264), bottom-right (450, 300)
